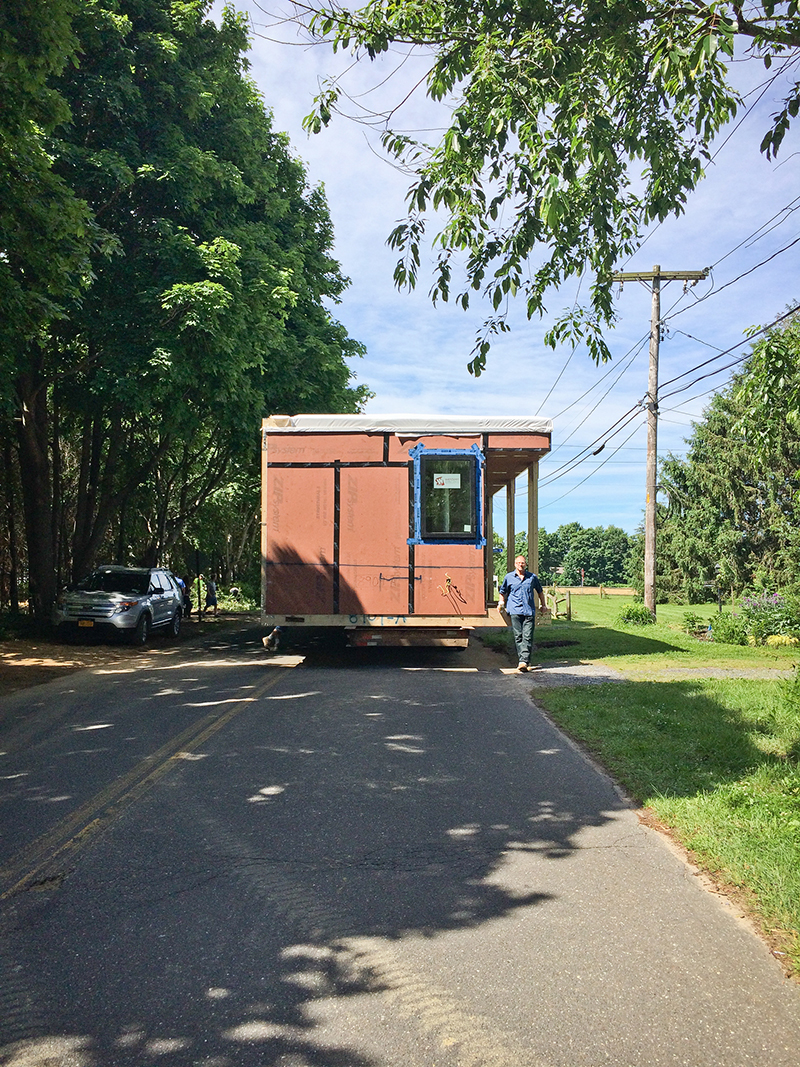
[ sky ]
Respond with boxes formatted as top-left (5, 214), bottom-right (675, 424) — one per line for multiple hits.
top-left (212, 2), bottom-right (800, 536)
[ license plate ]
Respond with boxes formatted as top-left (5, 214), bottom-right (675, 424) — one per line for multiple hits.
top-left (78, 620), bottom-right (94, 628)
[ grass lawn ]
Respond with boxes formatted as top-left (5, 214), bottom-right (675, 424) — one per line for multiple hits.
top-left (485, 595), bottom-right (800, 974)
top-left (487, 595), bottom-right (797, 673)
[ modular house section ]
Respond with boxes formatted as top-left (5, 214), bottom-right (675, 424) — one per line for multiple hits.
top-left (261, 414), bottom-right (552, 646)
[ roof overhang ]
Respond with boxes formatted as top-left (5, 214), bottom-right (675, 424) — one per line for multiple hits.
top-left (263, 413), bottom-right (552, 436)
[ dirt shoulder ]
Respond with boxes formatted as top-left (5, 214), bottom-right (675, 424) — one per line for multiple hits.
top-left (0, 612), bottom-right (260, 699)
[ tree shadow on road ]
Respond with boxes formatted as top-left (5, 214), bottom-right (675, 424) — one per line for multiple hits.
top-left (1, 632), bottom-right (633, 1067)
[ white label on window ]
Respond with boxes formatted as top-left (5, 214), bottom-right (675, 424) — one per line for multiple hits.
top-left (434, 473), bottom-right (461, 489)
top-left (463, 524), bottom-right (473, 532)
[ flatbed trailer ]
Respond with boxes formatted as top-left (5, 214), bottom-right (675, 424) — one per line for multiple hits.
top-left (260, 414), bottom-right (552, 647)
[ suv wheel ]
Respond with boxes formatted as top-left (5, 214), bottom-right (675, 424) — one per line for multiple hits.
top-left (133, 613), bottom-right (151, 645)
top-left (168, 610), bottom-right (181, 638)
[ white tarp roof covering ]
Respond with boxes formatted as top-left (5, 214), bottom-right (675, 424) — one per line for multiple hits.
top-left (264, 414), bottom-right (553, 435)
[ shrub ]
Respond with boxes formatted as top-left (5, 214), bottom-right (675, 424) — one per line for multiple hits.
top-left (617, 604), bottom-right (656, 626)
top-left (682, 611), bottom-right (706, 633)
top-left (739, 592), bottom-right (800, 643)
top-left (709, 612), bottom-right (748, 645)
top-left (218, 585), bottom-right (259, 611)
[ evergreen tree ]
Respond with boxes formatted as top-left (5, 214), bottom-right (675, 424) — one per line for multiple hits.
top-left (647, 318), bottom-right (800, 602)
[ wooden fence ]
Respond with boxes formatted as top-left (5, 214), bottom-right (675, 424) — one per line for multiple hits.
top-left (545, 586), bottom-right (634, 620)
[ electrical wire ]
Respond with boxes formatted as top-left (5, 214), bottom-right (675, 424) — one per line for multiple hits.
top-left (549, 331), bottom-right (648, 421)
top-left (616, 54), bottom-right (800, 267)
top-left (669, 329), bottom-right (725, 353)
top-left (656, 210), bottom-right (800, 331)
top-left (543, 335), bottom-right (648, 468)
top-left (533, 292), bottom-right (800, 494)
top-left (658, 301), bottom-right (800, 400)
top-left (539, 421), bottom-right (644, 511)
top-left (540, 406), bottom-right (643, 486)
top-left (707, 194), bottom-right (800, 273)
top-left (535, 345), bottom-right (580, 417)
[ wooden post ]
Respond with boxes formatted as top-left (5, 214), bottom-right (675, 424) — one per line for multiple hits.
top-left (528, 461), bottom-right (538, 573)
top-left (610, 265), bottom-right (708, 619)
top-left (486, 487), bottom-right (495, 603)
top-left (644, 267), bottom-right (661, 617)
top-left (506, 479), bottom-right (515, 574)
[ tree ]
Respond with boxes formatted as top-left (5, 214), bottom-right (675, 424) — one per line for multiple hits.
top-left (1, 0), bottom-right (101, 616)
top-left (492, 531), bottom-right (506, 586)
top-left (649, 323), bottom-right (800, 602)
top-left (0, 0), bottom-right (96, 359)
top-left (3, 0), bottom-right (368, 618)
top-left (537, 527), bottom-right (556, 576)
top-left (299, 1), bottom-right (799, 369)
top-left (735, 307), bottom-right (800, 455)
top-left (547, 522), bottom-right (583, 570)
top-left (560, 525), bottom-right (633, 586)
top-left (493, 523), bottom-right (633, 586)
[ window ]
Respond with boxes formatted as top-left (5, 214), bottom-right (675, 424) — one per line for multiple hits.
top-left (421, 455), bottom-right (476, 539)
top-left (408, 444), bottom-right (485, 546)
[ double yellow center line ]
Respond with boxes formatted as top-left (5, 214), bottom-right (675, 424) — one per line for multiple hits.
top-left (0, 669), bottom-right (287, 901)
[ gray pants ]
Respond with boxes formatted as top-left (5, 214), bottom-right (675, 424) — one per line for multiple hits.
top-left (510, 613), bottom-right (535, 664)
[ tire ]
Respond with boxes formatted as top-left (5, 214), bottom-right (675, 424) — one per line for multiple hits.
top-left (168, 610), bottom-right (181, 638)
top-left (132, 612), bottom-right (151, 645)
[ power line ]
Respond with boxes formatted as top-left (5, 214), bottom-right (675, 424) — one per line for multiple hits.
top-left (707, 194), bottom-right (800, 273)
top-left (543, 336), bottom-right (648, 468)
top-left (658, 301), bottom-right (800, 402)
top-left (550, 333), bottom-right (647, 422)
top-left (539, 422), bottom-right (643, 511)
top-left (616, 55), bottom-right (800, 268)
top-left (539, 406), bottom-right (643, 486)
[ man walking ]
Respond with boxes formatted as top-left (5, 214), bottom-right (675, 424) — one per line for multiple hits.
top-left (498, 554), bottom-right (547, 671)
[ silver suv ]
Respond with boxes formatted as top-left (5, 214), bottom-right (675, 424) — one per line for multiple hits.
top-left (53, 566), bottom-right (184, 644)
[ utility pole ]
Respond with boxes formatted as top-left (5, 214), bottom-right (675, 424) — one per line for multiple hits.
top-left (610, 265), bottom-right (708, 616)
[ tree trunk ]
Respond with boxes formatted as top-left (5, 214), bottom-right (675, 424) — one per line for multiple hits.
top-left (72, 414), bottom-right (95, 578)
top-left (235, 509), bottom-right (257, 570)
top-left (15, 356), bottom-right (56, 620)
top-left (3, 439), bottom-right (20, 612)
top-left (71, 414), bottom-right (128, 579)
top-left (51, 394), bottom-right (63, 592)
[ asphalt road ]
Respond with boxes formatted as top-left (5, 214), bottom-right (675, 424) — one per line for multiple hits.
top-left (1, 625), bottom-right (798, 1067)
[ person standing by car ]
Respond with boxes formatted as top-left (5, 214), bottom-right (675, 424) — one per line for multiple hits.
top-left (498, 554), bottom-right (547, 671)
top-left (180, 576), bottom-right (192, 617)
top-left (203, 574), bottom-right (218, 617)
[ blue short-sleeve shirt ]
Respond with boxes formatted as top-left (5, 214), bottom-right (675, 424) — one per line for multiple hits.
top-left (499, 570), bottom-right (543, 616)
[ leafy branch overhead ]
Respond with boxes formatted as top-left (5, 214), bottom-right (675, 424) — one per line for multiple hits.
top-left (300, 0), bottom-right (800, 371)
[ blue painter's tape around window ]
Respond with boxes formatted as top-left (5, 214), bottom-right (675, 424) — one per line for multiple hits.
top-left (407, 443), bottom-right (486, 547)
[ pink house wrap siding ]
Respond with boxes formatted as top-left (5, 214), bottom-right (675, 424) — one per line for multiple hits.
top-left (261, 415), bottom-right (552, 625)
